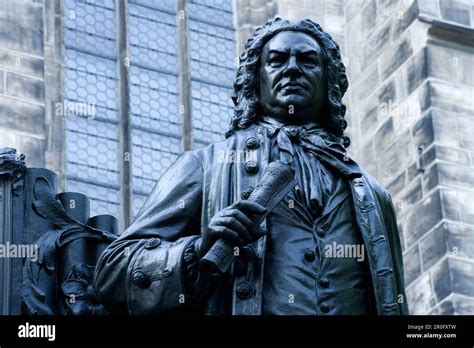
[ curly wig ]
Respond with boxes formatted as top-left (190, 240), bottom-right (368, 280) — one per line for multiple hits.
top-left (226, 17), bottom-right (350, 147)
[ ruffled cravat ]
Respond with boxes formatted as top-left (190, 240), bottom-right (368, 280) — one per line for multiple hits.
top-left (257, 117), bottom-right (362, 219)
top-left (261, 117), bottom-right (362, 179)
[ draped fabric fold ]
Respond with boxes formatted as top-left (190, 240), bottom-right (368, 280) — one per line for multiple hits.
top-left (259, 117), bottom-right (362, 219)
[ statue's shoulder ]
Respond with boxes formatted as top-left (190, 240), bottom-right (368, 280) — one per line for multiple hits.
top-left (360, 170), bottom-right (392, 203)
top-left (190, 128), bottom-right (258, 162)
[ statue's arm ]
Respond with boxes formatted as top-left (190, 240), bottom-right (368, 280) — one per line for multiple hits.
top-left (94, 150), bottom-right (205, 314)
top-left (380, 190), bottom-right (409, 315)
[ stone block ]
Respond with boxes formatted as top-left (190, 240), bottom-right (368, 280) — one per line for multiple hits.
top-left (406, 272), bottom-right (436, 314)
top-left (418, 80), bottom-right (431, 113)
top-left (357, 138), bottom-right (374, 169)
top-left (356, 138), bottom-right (378, 177)
top-left (412, 111), bottom-right (434, 148)
top-left (420, 223), bottom-right (448, 271)
top-left (266, 2), bottom-right (277, 18)
top-left (421, 144), bottom-right (436, 168)
top-left (364, 160), bottom-right (378, 179)
top-left (386, 170), bottom-right (406, 197)
top-left (450, 258), bottom-right (474, 297)
top-left (398, 176), bottom-right (423, 209)
top-left (398, 221), bottom-right (406, 252)
top-left (249, 7), bottom-right (268, 26)
top-left (378, 131), bottom-right (412, 185)
top-left (236, 5), bottom-right (251, 26)
top-left (395, 176), bottom-right (423, 217)
top-left (458, 190), bottom-right (474, 224)
top-left (6, 72), bottom-right (44, 103)
top-left (360, 0), bottom-right (377, 34)
top-left (352, 64), bottom-right (379, 104)
top-left (403, 243), bottom-right (422, 285)
top-left (399, 48), bottom-right (427, 98)
top-left (392, 90), bottom-right (421, 135)
top-left (377, 77), bottom-right (397, 108)
top-left (0, 95), bottom-right (45, 134)
top-left (236, 0), bottom-right (251, 7)
top-left (378, 35), bottom-right (413, 80)
top-left (344, 0), bottom-right (367, 21)
top-left (405, 190), bottom-right (442, 246)
top-left (423, 162), bottom-right (438, 193)
top-left (452, 294), bottom-right (474, 315)
top-left (0, 49), bottom-right (44, 78)
top-left (430, 145), bottom-right (471, 166)
top-left (427, 43), bottom-right (474, 87)
top-left (431, 109), bottom-right (461, 147)
top-left (414, 109), bottom-right (461, 149)
top-left (407, 161), bottom-right (422, 182)
top-left (391, 0), bottom-right (418, 40)
top-left (325, 6), bottom-right (345, 36)
top-left (360, 21), bottom-right (392, 71)
top-left (417, 0), bottom-right (440, 18)
top-left (429, 80), bottom-right (474, 116)
top-left (460, 53), bottom-right (474, 86)
top-left (345, 1), bottom-right (376, 57)
top-left (444, 221), bottom-right (474, 259)
top-left (431, 257), bottom-right (451, 302)
top-left (248, 0), bottom-right (267, 8)
top-left (374, 116), bottom-right (394, 152)
top-left (0, 2), bottom-right (44, 56)
top-left (457, 115), bottom-right (474, 152)
top-left (429, 297), bottom-right (454, 314)
top-left (437, 162), bottom-right (474, 191)
top-left (358, 96), bottom-right (379, 135)
top-left (440, 0), bottom-right (471, 26)
top-left (441, 188), bottom-right (462, 222)
top-left (376, 0), bottom-right (399, 24)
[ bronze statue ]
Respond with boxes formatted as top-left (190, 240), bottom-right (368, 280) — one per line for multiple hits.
top-left (94, 17), bottom-right (408, 315)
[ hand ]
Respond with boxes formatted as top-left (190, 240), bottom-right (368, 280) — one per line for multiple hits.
top-left (197, 200), bottom-right (266, 257)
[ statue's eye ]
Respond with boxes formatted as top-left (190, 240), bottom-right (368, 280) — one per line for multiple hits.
top-left (300, 55), bottom-right (318, 67)
top-left (268, 54), bottom-right (285, 67)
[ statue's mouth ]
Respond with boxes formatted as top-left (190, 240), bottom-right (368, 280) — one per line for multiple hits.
top-left (280, 81), bottom-right (306, 91)
top-left (280, 82), bottom-right (307, 94)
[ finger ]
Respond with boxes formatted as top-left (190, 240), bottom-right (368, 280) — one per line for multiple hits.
top-left (232, 200), bottom-right (267, 215)
top-left (213, 216), bottom-right (252, 244)
top-left (209, 226), bottom-right (244, 247)
top-left (221, 209), bottom-right (258, 240)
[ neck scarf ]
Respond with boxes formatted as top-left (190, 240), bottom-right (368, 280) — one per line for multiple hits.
top-left (259, 117), bottom-right (362, 179)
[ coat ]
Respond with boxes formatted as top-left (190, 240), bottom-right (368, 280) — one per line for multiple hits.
top-left (94, 123), bottom-right (409, 315)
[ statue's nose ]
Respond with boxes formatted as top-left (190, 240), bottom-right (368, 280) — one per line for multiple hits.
top-left (282, 55), bottom-right (302, 77)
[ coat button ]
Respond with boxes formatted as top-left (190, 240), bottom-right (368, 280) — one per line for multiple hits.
top-left (304, 249), bottom-right (316, 262)
top-left (319, 277), bottom-right (330, 288)
top-left (132, 270), bottom-right (151, 289)
top-left (320, 303), bottom-right (330, 313)
top-left (236, 281), bottom-right (253, 299)
top-left (245, 137), bottom-right (259, 150)
top-left (244, 160), bottom-right (259, 175)
top-left (241, 186), bottom-right (254, 199)
top-left (316, 227), bottom-right (325, 238)
top-left (144, 238), bottom-right (161, 249)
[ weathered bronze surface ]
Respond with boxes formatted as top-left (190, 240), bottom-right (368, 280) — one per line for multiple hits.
top-left (94, 17), bottom-right (408, 315)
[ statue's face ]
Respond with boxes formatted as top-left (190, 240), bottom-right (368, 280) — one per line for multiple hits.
top-left (259, 31), bottom-right (325, 125)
